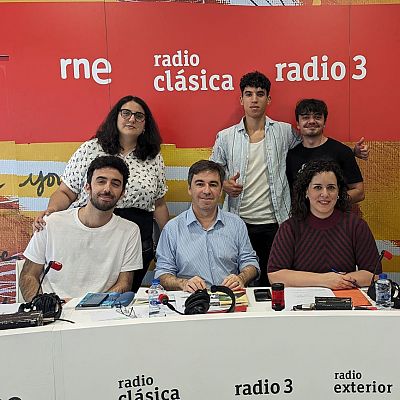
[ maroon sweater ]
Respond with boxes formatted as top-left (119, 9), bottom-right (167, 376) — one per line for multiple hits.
top-left (268, 209), bottom-right (381, 274)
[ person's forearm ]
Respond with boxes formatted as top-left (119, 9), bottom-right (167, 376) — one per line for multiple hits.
top-left (160, 274), bottom-right (186, 291)
top-left (238, 266), bottom-right (258, 286)
top-left (106, 282), bottom-right (130, 293)
top-left (154, 199), bottom-right (169, 230)
top-left (269, 269), bottom-right (328, 287)
top-left (107, 272), bottom-right (133, 293)
top-left (346, 270), bottom-right (374, 287)
top-left (347, 188), bottom-right (365, 204)
top-left (47, 187), bottom-right (76, 212)
top-left (20, 274), bottom-right (41, 302)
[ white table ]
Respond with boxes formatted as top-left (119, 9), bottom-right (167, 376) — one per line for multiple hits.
top-left (0, 289), bottom-right (399, 400)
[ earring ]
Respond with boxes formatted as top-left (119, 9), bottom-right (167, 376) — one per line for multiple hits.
top-left (305, 194), bottom-right (308, 199)
top-left (337, 196), bottom-right (339, 199)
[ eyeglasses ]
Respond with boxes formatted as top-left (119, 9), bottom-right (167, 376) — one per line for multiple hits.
top-left (119, 109), bottom-right (145, 122)
top-left (115, 304), bottom-right (137, 319)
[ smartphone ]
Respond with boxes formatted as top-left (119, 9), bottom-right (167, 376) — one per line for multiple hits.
top-left (81, 293), bottom-right (109, 307)
top-left (254, 289), bottom-right (271, 302)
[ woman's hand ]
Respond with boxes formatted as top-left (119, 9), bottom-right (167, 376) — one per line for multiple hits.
top-left (32, 209), bottom-right (56, 232)
top-left (324, 272), bottom-right (357, 290)
top-left (32, 183), bottom-right (77, 232)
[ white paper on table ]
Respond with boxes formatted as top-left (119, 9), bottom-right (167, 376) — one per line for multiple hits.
top-left (0, 304), bottom-right (20, 314)
top-left (284, 287), bottom-right (335, 311)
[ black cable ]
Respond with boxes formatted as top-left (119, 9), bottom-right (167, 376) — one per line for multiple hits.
top-left (57, 318), bottom-right (75, 324)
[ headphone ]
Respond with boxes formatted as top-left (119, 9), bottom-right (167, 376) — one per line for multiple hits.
top-left (19, 293), bottom-right (63, 322)
top-left (367, 280), bottom-right (400, 309)
top-left (160, 285), bottom-right (236, 315)
top-left (365, 250), bottom-right (400, 309)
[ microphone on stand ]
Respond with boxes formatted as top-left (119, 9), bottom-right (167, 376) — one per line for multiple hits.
top-left (159, 294), bottom-right (184, 315)
top-left (35, 260), bottom-right (63, 298)
top-left (367, 250), bottom-right (393, 301)
top-left (19, 261), bottom-right (64, 321)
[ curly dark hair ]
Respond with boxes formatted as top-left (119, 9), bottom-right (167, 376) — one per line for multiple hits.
top-left (239, 71), bottom-right (271, 96)
top-left (94, 95), bottom-right (161, 161)
top-left (291, 160), bottom-right (351, 220)
top-left (87, 155), bottom-right (129, 190)
top-left (295, 99), bottom-right (328, 122)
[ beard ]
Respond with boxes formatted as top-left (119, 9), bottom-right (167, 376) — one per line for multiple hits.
top-left (90, 193), bottom-right (119, 211)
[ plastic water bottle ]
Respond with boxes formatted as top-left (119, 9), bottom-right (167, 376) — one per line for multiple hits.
top-left (375, 273), bottom-right (391, 308)
top-left (148, 278), bottom-right (166, 317)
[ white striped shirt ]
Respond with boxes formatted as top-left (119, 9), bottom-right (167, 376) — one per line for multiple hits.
top-left (210, 116), bottom-right (301, 224)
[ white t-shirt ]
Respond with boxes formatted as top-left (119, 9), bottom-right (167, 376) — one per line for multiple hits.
top-left (239, 139), bottom-right (277, 224)
top-left (23, 209), bottom-right (143, 298)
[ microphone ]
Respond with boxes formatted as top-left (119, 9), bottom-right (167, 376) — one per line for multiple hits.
top-left (36, 261), bottom-right (63, 298)
top-left (158, 293), bottom-right (184, 315)
top-left (367, 250), bottom-right (393, 300)
top-left (19, 260), bottom-right (64, 321)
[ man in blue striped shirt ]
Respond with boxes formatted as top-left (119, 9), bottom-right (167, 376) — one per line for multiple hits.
top-left (155, 160), bottom-right (259, 293)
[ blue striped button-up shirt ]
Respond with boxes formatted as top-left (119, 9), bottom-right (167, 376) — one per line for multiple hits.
top-left (155, 206), bottom-right (259, 287)
top-left (210, 117), bottom-right (301, 224)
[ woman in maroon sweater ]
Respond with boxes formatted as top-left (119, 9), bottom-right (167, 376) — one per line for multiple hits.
top-left (268, 160), bottom-right (380, 289)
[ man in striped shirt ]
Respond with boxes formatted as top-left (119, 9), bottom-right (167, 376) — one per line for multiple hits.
top-left (155, 160), bottom-right (259, 293)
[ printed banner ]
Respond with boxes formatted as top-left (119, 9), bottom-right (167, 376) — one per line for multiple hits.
top-left (0, 3), bottom-right (399, 146)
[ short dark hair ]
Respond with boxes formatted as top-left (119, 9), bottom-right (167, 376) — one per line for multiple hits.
top-left (87, 156), bottom-right (130, 190)
top-left (94, 95), bottom-right (162, 161)
top-left (240, 71), bottom-right (271, 96)
top-left (295, 99), bottom-right (328, 122)
top-left (188, 160), bottom-right (225, 186)
top-left (291, 160), bottom-right (350, 220)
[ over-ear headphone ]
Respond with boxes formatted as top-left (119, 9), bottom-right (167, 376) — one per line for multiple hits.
top-left (184, 289), bottom-right (211, 315)
top-left (365, 250), bottom-right (400, 308)
top-left (367, 280), bottom-right (400, 308)
top-left (160, 285), bottom-right (236, 315)
top-left (18, 293), bottom-right (63, 322)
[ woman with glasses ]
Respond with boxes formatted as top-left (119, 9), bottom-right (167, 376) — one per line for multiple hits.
top-left (267, 160), bottom-right (380, 290)
top-left (34, 95), bottom-right (169, 291)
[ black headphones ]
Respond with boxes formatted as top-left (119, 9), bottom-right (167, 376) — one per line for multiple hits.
top-left (161, 285), bottom-right (236, 315)
top-left (184, 289), bottom-right (211, 315)
top-left (18, 293), bottom-right (63, 322)
top-left (367, 280), bottom-right (400, 309)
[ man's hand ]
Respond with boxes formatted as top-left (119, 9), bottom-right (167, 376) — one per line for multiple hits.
top-left (221, 274), bottom-right (244, 290)
top-left (223, 172), bottom-right (243, 198)
top-left (182, 276), bottom-right (207, 293)
top-left (33, 209), bottom-right (55, 232)
top-left (354, 137), bottom-right (369, 160)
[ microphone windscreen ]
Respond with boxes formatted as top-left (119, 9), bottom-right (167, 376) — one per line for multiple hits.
top-left (158, 294), bottom-right (169, 305)
top-left (49, 261), bottom-right (62, 271)
top-left (383, 250), bottom-right (393, 260)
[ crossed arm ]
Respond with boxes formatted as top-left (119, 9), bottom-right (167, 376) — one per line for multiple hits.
top-left (268, 269), bottom-right (373, 290)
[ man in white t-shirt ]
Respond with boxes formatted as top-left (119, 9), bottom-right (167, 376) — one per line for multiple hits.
top-left (20, 156), bottom-right (142, 301)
